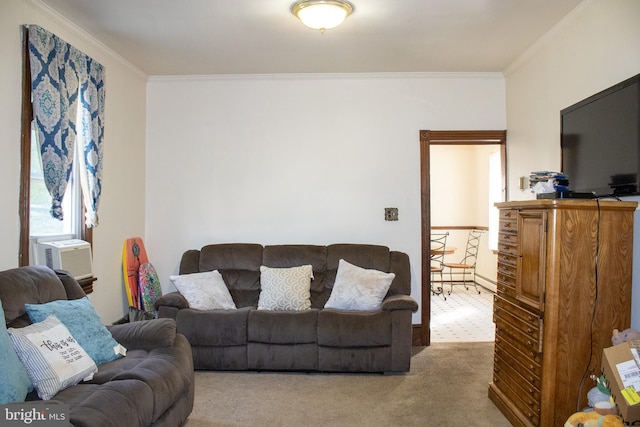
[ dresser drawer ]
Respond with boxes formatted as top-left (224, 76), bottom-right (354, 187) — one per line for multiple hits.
top-left (497, 261), bottom-right (516, 278)
top-left (495, 332), bottom-right (542, 364)
top-left (497, 252), bottom-right (517, 268)
top-left (496, 281), bottom-right (517, 300)
top-left (494, 295), bottom-right (539, 325)
top-left (499, 218), bottom-right (517, 234)
top-left (495, 351), bottom-right (541, 391)
top-left (492, 370), bottom-right (540, 426)
top-left (494, 316), bottom-right (540, 354)
top-left (493, 320), bottom-right (541, 357)
top-left (499, 209), bottom-right (517, 221)
top-left (496, 266), bottom-right (516, 289)
top-left (498, 231), bottom-right (518, 252)
top-left (494, 300), bottom-right (540, 341)
top-left (495, 338), bottom-right (542, 378)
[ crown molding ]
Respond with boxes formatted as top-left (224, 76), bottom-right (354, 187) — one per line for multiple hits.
top-left (148, 71), bottom-right (505, 83)
top-left (23, 0), bottom-right (147, 80)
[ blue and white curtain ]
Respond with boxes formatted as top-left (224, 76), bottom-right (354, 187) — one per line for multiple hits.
top-left (28, 25), bottom-right (105, 228)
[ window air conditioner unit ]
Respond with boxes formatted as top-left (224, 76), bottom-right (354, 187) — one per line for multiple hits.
top-left (35, 239), bottom-right (93, 280)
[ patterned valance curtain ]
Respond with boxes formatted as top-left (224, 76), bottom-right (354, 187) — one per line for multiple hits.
top-left (28, 25), bottom-right (105, 228)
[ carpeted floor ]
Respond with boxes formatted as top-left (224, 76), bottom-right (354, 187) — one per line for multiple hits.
top-left (185, 342), bottom-right (509, 427)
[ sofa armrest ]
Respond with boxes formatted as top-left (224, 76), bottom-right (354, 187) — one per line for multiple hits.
top-left (154, 291), bottom-right (189, 310)
top-left (107, 318), bottom-right (177, 351)
top-left (381, 294), bottom-right (419, 312)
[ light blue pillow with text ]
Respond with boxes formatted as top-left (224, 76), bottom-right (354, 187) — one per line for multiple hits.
top-left (26, 297), bottom-right (122, 366)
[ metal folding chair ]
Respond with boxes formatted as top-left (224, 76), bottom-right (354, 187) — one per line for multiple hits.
top-left (443, 229), bottom-right (485, 295)
top-left (430, 232), bottom-right (449, 300)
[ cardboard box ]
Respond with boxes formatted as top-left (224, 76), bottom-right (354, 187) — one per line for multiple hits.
top-left (602, 341), bottom-right (640, 423)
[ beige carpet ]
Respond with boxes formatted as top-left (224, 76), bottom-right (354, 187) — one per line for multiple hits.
top-left (185, 343), bottom-right (510, 427)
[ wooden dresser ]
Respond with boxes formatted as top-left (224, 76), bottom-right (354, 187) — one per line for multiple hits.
top-left (488, 199), bottom-right (636, 427)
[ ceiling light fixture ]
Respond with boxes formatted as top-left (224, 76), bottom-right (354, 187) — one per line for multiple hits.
top-left (291, 0), bottom-right (354, 33)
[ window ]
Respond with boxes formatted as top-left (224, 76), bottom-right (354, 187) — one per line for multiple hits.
top-left (29, 124), bottom-right (83, 239)
top-left (487, 151), bottom-right (502, 251)
top-left (19, 25), bottom-right (103, 268)
top-left (21, 114), bottom-right (90, 268)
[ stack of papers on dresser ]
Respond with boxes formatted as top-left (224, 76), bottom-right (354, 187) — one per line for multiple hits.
top-left (529, 171), bottom-right (569, 193)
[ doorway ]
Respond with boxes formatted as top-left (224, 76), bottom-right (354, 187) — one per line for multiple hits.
top-left (418, 130), bottom-right (507, 346)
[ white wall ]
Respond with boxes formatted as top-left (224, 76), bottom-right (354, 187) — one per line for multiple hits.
top-left (505, 0), bottom-right (640, 200)
top-left (505, 0), bottom-right (640, 328)
top-left (0, 0), bottom-right (148, 322)
top-left (146, 73), bottom-right (506, 322)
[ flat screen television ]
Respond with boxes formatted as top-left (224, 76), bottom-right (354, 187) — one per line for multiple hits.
top-left (561, 73), bottom-right (640, 197)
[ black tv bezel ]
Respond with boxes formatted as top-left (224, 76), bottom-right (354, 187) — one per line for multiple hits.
top-left (560, 73), bottom-right (640, 197)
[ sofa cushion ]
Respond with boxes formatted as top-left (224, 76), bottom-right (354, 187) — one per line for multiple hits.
top-left (55, 269), bottom-right (87, 300)
top-left (8, 316), bottom-right (98, 400)
top-left (107, 318), bottom-right (177, 351)
top-left (263, 244), bottom-right (330, 310)
top-left (324, 259), bottom-right (395, 311)
top-left (191, 345), bottom-right (248, 370)
top-left (318, 346), bottom-right (391, 372)
top-left (109, 349), bottom-right (192, 422)
top-left (248, 343), bottom-right (318, 371)
top-left (0, 266), bottom-right (68, 327)
top-left (220, 270), bottom-right (261, 308)
top-left (0, 300), bottom-right (32, 404)
top-left (248, 309), bottom-right (318, 344)
top-left (195, 244), bottom-right (264, 308)
top-left (25, 297), bottom-right (123, 366)
top-left (85, 335), bottom-right (192, 423)
top-left (53, 380), bottom-right (155, 427)
top-left (176, 306), bottom-right (252, 346)
top-left (388, 251), bottom-right (411, 296)
top-left (199, 243), bottom-right (263, 272)
top-left (169, 270), bottom-right (236, 310)
top-left (318, 309), bottom-right (392, 347)
top-left (263, 245), bottom-right (327, 289)
top-left (326, 244), bottom-right (391, 273)
top-left (258, 265), bottom-right (313, 311)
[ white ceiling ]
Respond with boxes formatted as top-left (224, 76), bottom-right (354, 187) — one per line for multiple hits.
top-left (40, 0), bottom-right (584, 76)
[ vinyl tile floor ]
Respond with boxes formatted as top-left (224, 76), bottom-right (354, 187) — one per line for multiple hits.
top-left (430, 284), bottom-right (496, 342)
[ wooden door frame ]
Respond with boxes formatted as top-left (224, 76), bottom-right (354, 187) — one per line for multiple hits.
top-left (417, 130), bottom-right (507, 346)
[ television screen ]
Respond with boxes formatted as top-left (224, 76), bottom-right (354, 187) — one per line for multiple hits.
top-left (561, 74), bottom-right (640, 197)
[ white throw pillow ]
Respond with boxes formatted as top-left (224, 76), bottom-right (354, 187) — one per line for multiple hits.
top-left (258, 265), bottom-right (313, 311)
top-left (169, 270), bottom-right (236, 310)
top-left (8, 315), bottom-right (98, 400)
top-left (324, 259), bottom-right (395, 311)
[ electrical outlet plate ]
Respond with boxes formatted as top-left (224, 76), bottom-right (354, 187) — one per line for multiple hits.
top-left (385, 207), bottom-right (398, 221)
